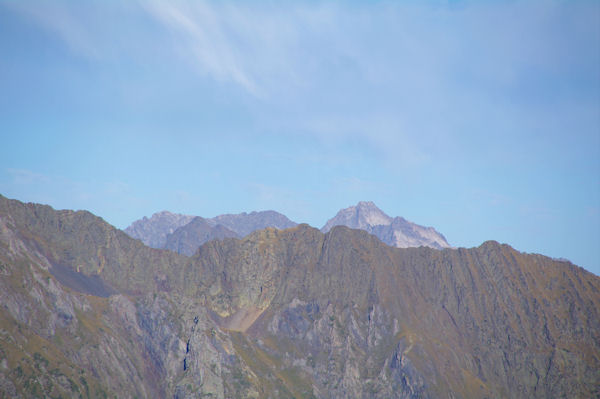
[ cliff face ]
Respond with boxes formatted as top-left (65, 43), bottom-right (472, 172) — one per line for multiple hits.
top-left (197, 226), bottom-right (600, 398)
top-left (1, 195), bottom-right (598, 398)
top-left (0, 197), bottom-right (257, 398)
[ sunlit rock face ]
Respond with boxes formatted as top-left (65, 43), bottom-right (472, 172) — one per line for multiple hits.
top-left (1, 195), bottom-right (599, 398)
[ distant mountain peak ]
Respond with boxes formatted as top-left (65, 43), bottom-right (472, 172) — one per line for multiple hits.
top-left (322, 201), bottom-right (391, 233)
top-left (354, 201), bottom-right (393, 226)
top-left (125, 211), bottom-right (194, 248)
top-left (164, 217), bottom-right (239, 256)
top-left (124, 209), bottom-right (297, 253)
top-left (322, 201), bottom-right (450, 249)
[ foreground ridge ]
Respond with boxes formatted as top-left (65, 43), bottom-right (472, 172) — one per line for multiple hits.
top-left (0, 194), bottom-right (598, 398)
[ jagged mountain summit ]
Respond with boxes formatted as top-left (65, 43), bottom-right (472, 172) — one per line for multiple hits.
top-left (124, 210), bottom-right (195, 248)
top-left (125, 202), bottom-right (447, 256)
top-left (322, 201), bottom-right (451, 249)
top-left (125, 209), bottom-right (297, 255)
top-left (1, 194), bottom-right (599, 398)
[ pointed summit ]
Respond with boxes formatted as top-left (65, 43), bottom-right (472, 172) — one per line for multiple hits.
top-left (322, 201), bottom-right (391, 233)
top-left (322, 201), bottom-right (450, 249)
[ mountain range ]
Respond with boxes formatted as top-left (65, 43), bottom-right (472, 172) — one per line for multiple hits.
top-left (125, 201), bottom-right (450, 256)
top-left (1, 194), bottom-right (599, 398)
top-left (125, 210), bottom-right (298, 256)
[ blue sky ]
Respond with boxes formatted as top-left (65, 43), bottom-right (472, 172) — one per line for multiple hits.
top-left (0, 1), bottom-right (599, 274)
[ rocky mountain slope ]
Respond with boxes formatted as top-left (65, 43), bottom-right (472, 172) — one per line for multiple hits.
top-left (1, 195), bottom-right (599, 398)
top-left (322, 201), bottom-right (450, 249)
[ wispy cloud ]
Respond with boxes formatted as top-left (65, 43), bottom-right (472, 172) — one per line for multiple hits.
top-left (7, 168), bottom-right (51, 185)
top-left (1, 168), bottom-right (147, 227)
top-left (5, 0), bottom-right (597, 173)
top-left (138, 1), bottom-right (355, 99)
top-left (5, 2), bottom-right (101, 59)
top-left (141, 1), bottom-right (261, 96)
top-left (302, 113), bottom-right (432, 170)
top-left (4, 168), bottom-right (90, 206)
top-left (471, 188), bottom-right (513, 207)
top-left (244, 182), bottom-right (312, 220)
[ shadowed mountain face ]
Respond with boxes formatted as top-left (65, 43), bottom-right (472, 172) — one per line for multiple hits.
top-left (322, 201), bottom-right (451, 249)
top-left (1, 195), bottom-right (599, 398)
top-left (210, 210), bottom-right (298, 237)
top-left (164, 217), bottom-right (239, 256)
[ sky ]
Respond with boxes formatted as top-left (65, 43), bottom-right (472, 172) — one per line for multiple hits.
top-left (0, 1), bottom-right (599, 275)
